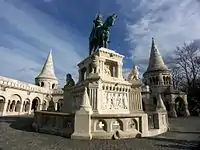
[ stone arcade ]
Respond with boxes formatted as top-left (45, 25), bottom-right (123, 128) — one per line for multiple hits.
top-left (33, 47), bottom-right (169, 140)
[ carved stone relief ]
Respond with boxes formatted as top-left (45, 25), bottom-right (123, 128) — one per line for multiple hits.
top-left (101, 92), bottom-right (129, 111)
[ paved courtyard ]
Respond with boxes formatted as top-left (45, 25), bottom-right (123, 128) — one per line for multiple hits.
top-left (0, 116), bottom-right (200, 150)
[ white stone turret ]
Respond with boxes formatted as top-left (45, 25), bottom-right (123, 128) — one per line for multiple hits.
top-left (143, 38), bottom-right (172, 87)
top-left (35, 49), bottom-right (58, 89)
top-left (146, 38), bottom-right (168, 72)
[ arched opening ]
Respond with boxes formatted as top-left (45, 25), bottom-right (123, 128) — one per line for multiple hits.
top-left (9, 94), bottom-right (22, 113)
top-left (96, 120), bottom-right (107, 131)
top-left (15, 100), bottom-right (21, 112)
top-left (153, 97), bottom-right (157, 106)
top-left (41, 82), bottom-right (44, 87)
top-left (9, 100), bottom-right (15, 112)
top-left (24, 99), bottom-right (30, 112)
top-left (149, 78), bottom-right (152, 85)
top-left (155, 76), bottom-right (159, 85)
top-left (175, 97), bottom-right (185, 116)
top-left (0, 96), bottom-right (5, 112)
top-left (153, 77), bottom-right (156, 85)
top-left (56, 102), bottom-right (60, 111)
top-left (163, 76), bottom-right (166, 84)
top-left (31, 98), bottom-right (40, 112)
top-left (52, 84), bottom-right (55, 89)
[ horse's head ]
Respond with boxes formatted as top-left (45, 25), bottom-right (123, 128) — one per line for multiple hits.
top-left (104, 13), bottom-right (117, 27)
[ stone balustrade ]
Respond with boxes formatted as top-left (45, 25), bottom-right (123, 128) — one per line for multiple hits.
top-left (32, 111), bottom-right (75, 137)
top-left (0, 76), bottom-right (50, 94)
top-left (52, 88), bottom-right (64, 95)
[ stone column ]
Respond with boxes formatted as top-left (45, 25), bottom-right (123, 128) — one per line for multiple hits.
top-left (1, 101), bottom-right (8, 116)
top-left (28, 103), bottom-right (32, 114)
top-left (39, 103), bottom-right (43, 110)
top-left (13, 102), bottom-right (17, 112)
top-left (55, 102), bottom-right (58, 111)
top-left (19, 101), bottom-right (24, 115)
top-left (99, 59), bottom-right (105, 76)
top-left (117, 62), bottom-right (123, 79)
top-left (168, 102), bottom-right (177, 118)
top-left (158, 74), bottom-right (164, 85)
top-left (78, 69), bottom-right (82, 82)
top-left (184, 103), bottom-right (190, 117)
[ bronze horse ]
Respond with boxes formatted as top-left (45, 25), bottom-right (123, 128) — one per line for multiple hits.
top-left (89, 14), bottom-right (117, 55)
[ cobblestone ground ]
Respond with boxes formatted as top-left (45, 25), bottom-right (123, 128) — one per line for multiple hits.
top-left (0, 116), bottom-right (200, 150)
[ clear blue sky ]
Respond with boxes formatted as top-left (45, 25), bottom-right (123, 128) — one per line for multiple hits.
top-left (0, 0), bottom-right (200, 87)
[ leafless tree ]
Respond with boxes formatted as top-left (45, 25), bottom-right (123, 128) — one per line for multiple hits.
top-left (172, 42), bottom-right (200, 91)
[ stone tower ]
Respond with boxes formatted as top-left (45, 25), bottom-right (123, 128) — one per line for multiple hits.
top-left (142, 38), bottom-right (190, 118)
top-left (143, 38), bottom-right (172, 93)
top-left (35, 50), bottom-right (58, 90)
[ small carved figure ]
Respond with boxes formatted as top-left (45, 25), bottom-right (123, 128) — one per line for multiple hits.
top-left (65, 73), bottom-right (75, 87)
top-left (128, 65), bottom-right (139, 81)
top-left (104, 65), bottom-right (111, 76)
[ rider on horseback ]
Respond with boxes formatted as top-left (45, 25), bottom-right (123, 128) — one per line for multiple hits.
top-left (93, 14), bottom-right (103, 39)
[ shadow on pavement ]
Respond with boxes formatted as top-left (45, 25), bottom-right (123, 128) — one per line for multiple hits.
top-left (170, 130), bottom-right (200, 134)
top-left (0, 115), bottom-right (34, 132)
top-left (144, 137), bottom-right (200, 150)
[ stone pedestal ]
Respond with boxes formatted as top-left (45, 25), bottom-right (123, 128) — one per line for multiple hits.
top-left (71, 110), bottom-right (92, 140)
top-left (153, 111), bottom-right (168, 129)
top-left (139, 113), bottom-right (149, 135)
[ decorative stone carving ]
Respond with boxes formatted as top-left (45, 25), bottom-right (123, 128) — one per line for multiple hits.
top-left (96, 120), bottom-right (106, 131)
top-left (104, 65), bottom-right (111, 76)
top-left (128, 65), bottom-right (139, 81)
top-left (101, 92), bottom-right (129, 111)
top-left (112, 120), bottom-right (122, 130)
top-left (128, 119), bottom-right (137, 129)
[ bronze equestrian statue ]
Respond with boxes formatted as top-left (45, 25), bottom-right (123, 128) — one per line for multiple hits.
top-left (89, 13), bottom-right (117, 55)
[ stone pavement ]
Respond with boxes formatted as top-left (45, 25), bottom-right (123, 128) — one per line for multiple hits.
top-left (0, 116), bottom-right (200, 150)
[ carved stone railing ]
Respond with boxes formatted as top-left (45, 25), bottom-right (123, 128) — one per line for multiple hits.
top-left (32, 111), bottom-right (75, 137)
top-left (52, 88), bottom-right (64, 95)
top-left (0, 76), bottom-right (50, 94)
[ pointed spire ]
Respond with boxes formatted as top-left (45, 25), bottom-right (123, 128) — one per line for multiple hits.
top-left (80, 87), bottom-right (93, 114)
top-left (147, 38), bottom-right (168, 72)
top-left (36, 49), bottom-right (57, 80)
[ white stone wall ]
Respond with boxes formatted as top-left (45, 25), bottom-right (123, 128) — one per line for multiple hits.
top-left (0, 76), bottom-right (64, 116)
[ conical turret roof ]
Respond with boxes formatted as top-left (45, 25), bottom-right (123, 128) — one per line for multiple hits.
top-left (36, 49), bottom-right (57, 80)
top-left (146, 38), bottom-right (168, 72)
